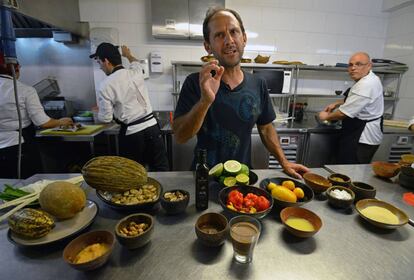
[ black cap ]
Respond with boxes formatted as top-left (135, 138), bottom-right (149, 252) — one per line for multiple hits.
top-left (89, 42), bottom-right (120, 59)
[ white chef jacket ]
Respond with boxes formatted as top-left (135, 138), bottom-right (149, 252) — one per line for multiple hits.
top-left (0, 75), bottom-right (50, 149)
top-left (339, 71), bottom-right (384, 145)
top-left (96, 61), bottom-right (156, 136)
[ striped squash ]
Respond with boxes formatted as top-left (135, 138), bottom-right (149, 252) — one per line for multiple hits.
top-left (82, 156), bottom-right (147, 192)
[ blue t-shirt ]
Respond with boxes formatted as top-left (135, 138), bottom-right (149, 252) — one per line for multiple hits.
top-left (174, 71), bottom-right (275, 169)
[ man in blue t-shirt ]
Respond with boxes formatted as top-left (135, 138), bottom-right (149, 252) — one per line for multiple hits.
top-left (173, 7), bottom-right (309, 178)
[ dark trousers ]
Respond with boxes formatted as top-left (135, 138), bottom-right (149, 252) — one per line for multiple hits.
top-left (119, 124), bottom-right (169, 171)
top-left (0, 143), bottom-right (42, 179)
top-left (357, 143), bottom-right (380, 164)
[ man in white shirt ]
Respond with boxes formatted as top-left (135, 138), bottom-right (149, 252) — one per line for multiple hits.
top-left (318, 52), bottom-right (384, 164)
top-left (0, 61), bottom-right (73, 178)
top-left (90, 43), bottom-right (169, 171)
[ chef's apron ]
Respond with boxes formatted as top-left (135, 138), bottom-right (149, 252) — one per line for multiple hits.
top-left (20, 123), bottom-right (43, 178)
top-left (338, 116), bottom-right (383, 164)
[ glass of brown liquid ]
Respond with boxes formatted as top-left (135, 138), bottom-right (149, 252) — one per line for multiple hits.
top-left (229, 215), bottom-right (262, 264)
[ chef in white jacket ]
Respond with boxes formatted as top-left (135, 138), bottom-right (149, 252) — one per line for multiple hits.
top-left (318, 52), bottom-right (384, 164)
top-left (0, 61), bottom-right (73, 178)
top-left (90, 43), bottom-right (169, 171)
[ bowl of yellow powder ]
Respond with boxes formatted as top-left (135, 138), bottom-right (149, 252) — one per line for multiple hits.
top-left (355, 199), bottom-right (409, 229)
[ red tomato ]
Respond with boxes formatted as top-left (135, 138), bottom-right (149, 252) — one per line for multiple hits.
top-left (255, 196), bottom-right (270, 211)
top-left (228, 190), bottom-right (243, 209)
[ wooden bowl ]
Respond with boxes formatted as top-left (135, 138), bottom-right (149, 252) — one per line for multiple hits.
top-left (254, 54), bottom-right (270, 64)
top-left (115, 213), bottom-right (154, 249)
top-left (371, 161), bottom-right (400, 178)
top-left (63, 230), bottom-right (114, 271)
top-left (349, 181), bottom-right (376, 202)
top-left (401, 154), bottom-right (414, 164)
top-left (327, 173), bottom-right (351, 187)
top-left (303, 173), bottom-right (332, 194)
top-left (195, 212), bottom-right (229, 247)
top-left (356, 199), bottom-right (409, 229)
top-left (326, 186), bottom-right (355, 208)
top-left (160, 189), bottom-right (189, 215)
top-left (280, 207), bottom-right (322, 238)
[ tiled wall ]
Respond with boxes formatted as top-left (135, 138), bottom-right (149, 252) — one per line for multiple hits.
top-left (79, 0), bottom-right (393, 113)
top-left (384, 3), bottom-right (414, 120)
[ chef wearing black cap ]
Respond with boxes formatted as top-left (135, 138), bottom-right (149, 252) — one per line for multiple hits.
top-left (90, 43), bottom-right (169, 171)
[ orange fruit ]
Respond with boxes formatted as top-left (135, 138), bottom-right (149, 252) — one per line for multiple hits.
top-left (282, 180), bottom-right (295, 191)
top-left (293, 187), bottom-right (305, 199)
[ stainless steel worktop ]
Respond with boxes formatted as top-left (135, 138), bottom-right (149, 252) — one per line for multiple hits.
top-left (1, 167), bottom-right (413, 280)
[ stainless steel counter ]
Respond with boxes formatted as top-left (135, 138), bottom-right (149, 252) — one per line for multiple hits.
top-left (1, 167), bottom-right (413, 280)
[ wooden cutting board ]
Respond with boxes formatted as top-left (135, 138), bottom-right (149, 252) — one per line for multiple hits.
top-left (383, 120), bottom-right (409, 128)
top-left (40, 125), bottom-right (105, 136)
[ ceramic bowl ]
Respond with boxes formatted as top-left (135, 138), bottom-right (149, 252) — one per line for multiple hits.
top-left (96, 177), bottom-right (162, 211)
top-left (371, 161), bottom-right (400, 178)
top-left (280, 207), bottom-right (322, 238)
top-left (399, 172), bottom-right (414, 190)
top-left (115, 213), bottom-right (154, 250)
top-left (195, 212), bottom-right (229, 247)
top-left (259, 177), bottom-right (314, 208)
top-left (326, 186), bottom-right (355, 208)
top-left (63, 230), bottom-right (114, 271)
top-left (218, 185), bottom-right (273, 219)
top-left (303, 173), bottom-right (332, 194)
top-left (349, 181), bottom-right (376, 202)
top-left (400, 165), bottom-right (414, 177)
top-left (327, 173), bottom-right (351, 187)
top-left (355, 199), bottom-right (409, 229)
top-left (160, 189), bottom-right (189, 215)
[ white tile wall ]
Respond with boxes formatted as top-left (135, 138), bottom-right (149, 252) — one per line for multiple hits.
top-left (79, 0), bottom-right (397, 112)
top-left (383, 3), bottom-right (414, 120)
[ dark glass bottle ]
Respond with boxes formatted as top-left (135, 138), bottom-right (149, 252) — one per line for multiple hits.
top-left (195, 149), bottom-right (209, 210)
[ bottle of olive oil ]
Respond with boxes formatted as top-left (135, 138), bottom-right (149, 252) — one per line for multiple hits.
top-left (195, 149), bottom-right (209, 210)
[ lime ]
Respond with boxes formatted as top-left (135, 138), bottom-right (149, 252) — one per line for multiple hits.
top-left (223, 177), bottom-right (237, 187)
top-left (240, 164), bottom-right (249, 175)
top-left (223, 160), bottom-right (242, 175)
top-left (209, 163), bottom-right (223, 177)
top-left (235, 173), bottom-right (249, 185)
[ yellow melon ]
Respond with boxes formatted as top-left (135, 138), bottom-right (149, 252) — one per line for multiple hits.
top-left (39, 181), bottom-right (86, 219)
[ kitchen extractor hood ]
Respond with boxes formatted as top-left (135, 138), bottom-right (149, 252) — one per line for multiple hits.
top-left (151, 0), bottom-right (225, 40)
top-left (9, 0), bottom-right (88, 38)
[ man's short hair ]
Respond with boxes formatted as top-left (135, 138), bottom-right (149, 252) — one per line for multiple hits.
top-left (202, 7), bottom-right (245, 42)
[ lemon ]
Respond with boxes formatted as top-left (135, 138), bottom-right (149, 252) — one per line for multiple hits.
top-left (282, 180), bottom-right (295, 191)
top-left (223, 160), bottom-right (242, 175)
top-left (209, 163), bottom-right (223, 177)
top-left (235, 173), bottom-right (249, 185)
top-left (223, 177), bottom-right (237, 187)
top-left (267, 182), bottom-right (277, 191)
top-left (293, 187), bottom-right (305, 199)
top-left (271, 186), bottom-right (297, 203)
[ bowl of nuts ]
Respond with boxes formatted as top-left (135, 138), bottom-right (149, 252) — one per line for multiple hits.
top-left (160, 189), bottom-right (190, 215)
top-left (96, 177), bottom-right (162, 211)
top-left (115, 213), bottom-right (154, 249)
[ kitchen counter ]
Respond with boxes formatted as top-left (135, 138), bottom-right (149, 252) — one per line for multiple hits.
top-left (1, 167), bottom-right (413, 280)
